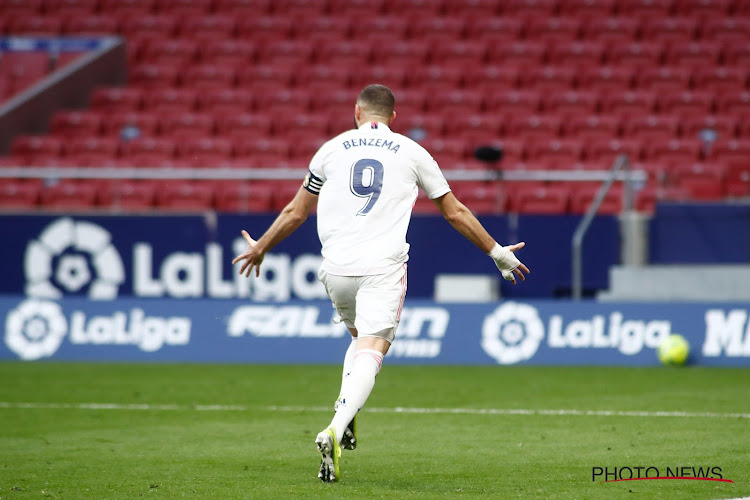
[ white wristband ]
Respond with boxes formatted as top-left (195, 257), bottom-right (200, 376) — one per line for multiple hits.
top-left (488, 243), bottom-right (521, 281)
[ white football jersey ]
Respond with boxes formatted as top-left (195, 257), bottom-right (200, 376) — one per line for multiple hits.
top-left (305, 121), bottom-right (451, 276)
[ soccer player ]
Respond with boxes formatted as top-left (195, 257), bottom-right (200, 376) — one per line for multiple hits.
top-left (232, 84), bottom-right (530, 483)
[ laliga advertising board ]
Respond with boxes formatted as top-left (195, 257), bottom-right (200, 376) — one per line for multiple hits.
top-left (0, 215), bottom-right (748, 365)
top-left (1, 298), bottom-right (750, 365)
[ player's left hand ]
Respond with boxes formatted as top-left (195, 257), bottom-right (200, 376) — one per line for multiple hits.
top-left (231, 230), bottom-right (265, 277)
top-left (489, 242), bottom-right (531, 285)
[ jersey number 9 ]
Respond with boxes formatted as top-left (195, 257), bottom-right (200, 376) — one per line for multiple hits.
top-left (350, 158), bottom-right (384, 215)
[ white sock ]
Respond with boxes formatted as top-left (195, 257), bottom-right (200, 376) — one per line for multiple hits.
top-left (336, 337), bottom-right (358, 408)
top-left (330, 348), bottom-right (383, 443)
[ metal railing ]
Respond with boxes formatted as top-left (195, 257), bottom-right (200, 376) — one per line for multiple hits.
top-left (571, 154), bottom-right (633, 300)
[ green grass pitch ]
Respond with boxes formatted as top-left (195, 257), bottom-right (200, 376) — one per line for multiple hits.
top-left (0, 362), bottom-right (748, 499)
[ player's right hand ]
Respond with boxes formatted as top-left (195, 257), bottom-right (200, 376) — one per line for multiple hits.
top-left (231, 230), bottom-right (265, 277)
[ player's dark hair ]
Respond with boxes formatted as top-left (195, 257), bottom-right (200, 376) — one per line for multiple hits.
top-left (357, 85), bottom-right (395, 118)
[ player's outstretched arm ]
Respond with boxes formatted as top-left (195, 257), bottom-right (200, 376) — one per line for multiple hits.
top-left (232, 187), bottom-right (317, 277)
top-left (432, 191), bottom-right (530, 284)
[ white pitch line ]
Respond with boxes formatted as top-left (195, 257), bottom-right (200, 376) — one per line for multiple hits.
top-left (1, 402), bottom-right (749, 419)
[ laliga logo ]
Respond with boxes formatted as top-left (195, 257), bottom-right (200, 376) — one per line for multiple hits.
top-left (25, 218), bottom-right (125, 300)
top-left (482, 302), bottom-right (545, 365)
top-left (5, 299), bottom-right (67, 360)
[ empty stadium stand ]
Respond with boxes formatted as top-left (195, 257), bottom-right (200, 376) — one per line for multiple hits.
top-left (1, 0), bottom-right (749, 213)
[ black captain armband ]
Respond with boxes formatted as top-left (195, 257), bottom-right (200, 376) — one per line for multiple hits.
top-left (303, 170), bottom-right (324, 195)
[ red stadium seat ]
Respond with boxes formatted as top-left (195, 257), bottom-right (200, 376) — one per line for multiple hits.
top-left (508, 184), bottom-right (570, 214)
top-left (213, 0), bottom-right (271, 13)
top-left (234, 138), bottom-right (290, 161)
top-left (157, 0), bottom-right (213, 13)
top-left (65, 137), bottom-right (120, 157)
top-left (600, 91), bottom-right (657, 120)
top-left (0, 52), bottom-right (51, 80)
top-left (199, 39), bottom-right (257, 66)
top-left (159, 112), bottom-right (215, 137)
top-left (526, 17), bottom-right (582, 44)
top-left (420, 137), bottom-right (468, 165)
top-left (658, 91), bottom-right (715, 116)
top-left (427, 89), bottom-right (484, 114)
top-left (90, 87), bottom-right (143, 112)
top-left (0, 180), bottom-right (41, 209)
top-left (129, 63), bottom-right (181, 88)
top-left (681, 115), bottom-right (738, 141)
top-left (716, 91), bottom-right (750, 118)
top-left (444, 113), bottom-right (503, 140)
top-left (485, 90), bottom-right (542, 118)
top-left (709, 139), bottom-right (750, 167)
top-left (548, 41), bottom-right (606, 69)
top-left (40, 180), bottom-right (99, 209)
top-left (578, 66), bottom-right (634, 92)
top-left (487, 41), bottom-right (547, 66)
top-left (214, 183), bottom-right (274, 213)
top-left (350, 66), bottom-right (408, 91)
top-left (669, 162), bottom-right (726, 200)
top-left (178, 15), bottom-right (236, 40)
top-left (502, 0), bottom-right (558, 17)
top-left (693, 67), bottom-right (748, 93)
top-left (359, 16), bottom-right (409, 40)
top-left (316, 40), bottom-right (371, 66)
top-left (506, 115), bottom-right (562, 140)
top-left (583, 17), bottom-right (639, 45)
top-left (569, 185), bottom-right (623, 215)
top-left (236, 64), bottom-right (295, 87)
top-left (288, 135), bottom-right (327, 160)
top-left (156, 181), bottom-right (214, 211)
top-left (607, 42), bottom-right (664, 69)
top-left (585, 138), bottom-right (643, 163)
top-left (256, 40), bottom-right (314, 65)
top-left (385, 0), bottom-right (443, 16)
top-left (182, 64), bottom-right (236, 89)
top-left (466, 65), bottom-right (520, 92)
top-left (406, 65), bottom-right (464, 90)
top-left (121, 15), bottom-right (176, 37)
top-left (526, 139), bottom-right (585, 167)
top-left (197, 89), bottom-right (255, 114)
top-left (142, 87), bottom-right (197, 113)
top-left (559, 0), bottom-right (615, 18)
top-left (395, 114), bottom-right (445, 139)
top-left (642, 17), bottom-right (698, 44)
top-left (725, 163), bottom-right (750, 197)
top-left (176, 137), bottom-right (234, 164)
top-left (297, 65), bottom-right (351, 90)
top-left (519, 66), bottom-right (577, 93)
top-left (236, 15), bottom-right (294, 39)
top-left (255, 89), bottom-right (311, 115)
top-left (451, 182), bottom-right (504, 214)
top-left (444, 0), bottom-right (499, 16)
top-left (623, 115), bottom-right (680, 142)
top-left (215, 113), bottom-right (273, 137)
top-left (97, 180), bottom-right (156, 210)
top-left (294, 15), bottom-right (353, 40)
top-left (564, 115), bottom-right (620, 141)
top-left (102, 111), bottom-right (160, 137)
top-left (140, 38), bottom-right (198, 65)
top-left (701, 17), bottom-right (750, 42)
top-left (1, 0), bottom-right (43, 15)
top-left (665, 42), bottom-right (722, 68)
top-left (99, 0), bottom-right (155, 15)
top-left (643, 139), bottom-right (703, 165)
top-left (11, 135), bottom-right (64, 159)
top-left (371, 40), bottom-right (429, 66)
top-left (274, 114), bottom-right (329, 137)
top-left (636, 66), bottom-right (692, 93)
top-left (50, 110), bottom-right (102, 137)
top-left (674, 0), bottom-right (733, 17)
top-left (617, 0), bottom-right (672, 18)
top-left (9, 15), bottom-right (63, 34)
top-left (64, 15), bottom-right (119, 35)
top-left (542, 91), bottom-right (599, 118)
top-left (328, 0), bottom-right (385, 14)
top-left (465, 16), bottom-right (524, 42)
top-left (723, 41), bottom-right (750, 67)
top-left (121, 137), bottom-right (177, 158)
top-left (429, 40), bottom-right (488, 65)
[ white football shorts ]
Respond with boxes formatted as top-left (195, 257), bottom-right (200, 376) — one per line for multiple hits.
top-left (317, 263), bottom-right (407, 343)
